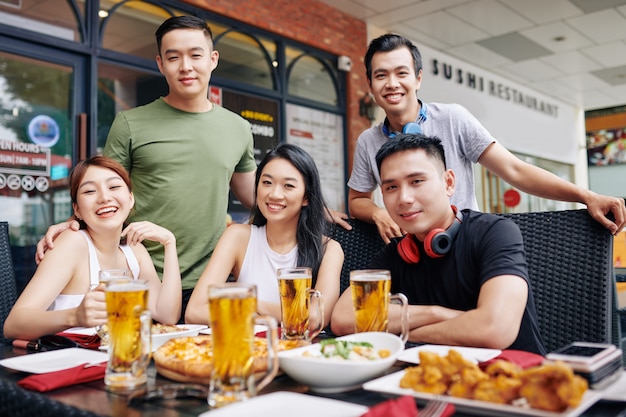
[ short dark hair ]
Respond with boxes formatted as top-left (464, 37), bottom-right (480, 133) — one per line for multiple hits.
top-left (155, 15), bottom-right (213, 55)
top-left (376, 133), bottom-right (446, 173)
top-left (364, 34), bottom-right (422, 82)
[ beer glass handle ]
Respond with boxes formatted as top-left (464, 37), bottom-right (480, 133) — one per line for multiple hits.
top-left (390, 293), bottom-right (409, 344)
top-left (307, 289), bottom-right (324, 341)
top-left (140, 310), bottom-right (152, 363)
top-left (255, 315), bottom-right (279, 392)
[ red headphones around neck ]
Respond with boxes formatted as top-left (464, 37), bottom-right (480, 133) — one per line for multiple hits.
top-left (397, 207), bottom-right (463, 264)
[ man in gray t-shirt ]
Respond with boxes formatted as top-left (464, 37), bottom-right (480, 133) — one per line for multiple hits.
top-left (349, 34), bottom-right (626, 242)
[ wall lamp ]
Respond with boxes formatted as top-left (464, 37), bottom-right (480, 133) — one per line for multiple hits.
top-left (359, 93), bottom-right (377, 122)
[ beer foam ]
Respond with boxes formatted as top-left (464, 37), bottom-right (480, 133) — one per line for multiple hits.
top-left (351, 275), bottom-right (390, 281)
top-left (107, 283), bottom-right (147, 292)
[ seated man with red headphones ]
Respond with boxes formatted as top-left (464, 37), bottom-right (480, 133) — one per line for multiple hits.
top-left (330, 134), bottom-right (546, 355)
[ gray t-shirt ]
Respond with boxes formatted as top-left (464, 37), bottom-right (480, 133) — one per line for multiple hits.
top-left (348, 102), bottom-right (495, 210)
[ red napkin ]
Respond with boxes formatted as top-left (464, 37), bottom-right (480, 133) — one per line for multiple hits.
top-left (360, 395), bottom-right (418, 417)
top-left (17, 362), bottom-right (106, 392)
top-left (57, 331), bottom-right (101, 350)
top-left (479, 349), bottom-right (544, 370)
top-left (255, 328), bottom-right (282, 339)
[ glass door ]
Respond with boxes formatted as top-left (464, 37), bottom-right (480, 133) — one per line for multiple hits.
top-left (0, 36), bottom-right (85, 292)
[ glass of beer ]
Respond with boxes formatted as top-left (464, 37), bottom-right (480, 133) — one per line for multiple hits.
top-left (350, 269), bottom-right (409, 343)
top-left (207, 283), bottom-right (279, 408)
top-left (277, 267), bottom-right (323, 342)
top-left (96, 269), bottom-right (133, 346)
top-left (104, 278), bottom-right (151, 391)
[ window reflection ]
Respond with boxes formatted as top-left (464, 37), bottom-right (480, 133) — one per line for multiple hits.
top-left (287, 52), bottom-right (337, 105)
top-left (97, 62), bottom-right (164, 151)
top-left (478, 154), bottom-right (574, 214)
top-left (0, 0), bottom-right (83, 41)
top-left (213, 30), bottom-right (276, 90)
top-left (100, 0), bottom-right (182, 60)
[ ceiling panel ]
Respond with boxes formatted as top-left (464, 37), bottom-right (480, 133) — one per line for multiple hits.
top-left (320, 0), bottom-right (626, 110)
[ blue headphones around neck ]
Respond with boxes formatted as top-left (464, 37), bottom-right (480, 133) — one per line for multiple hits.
top-left (382, 102), bottom-right (428, 137)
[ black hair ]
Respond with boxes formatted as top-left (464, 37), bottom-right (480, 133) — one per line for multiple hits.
top-left (375, 133), bottom-right (446, 172)
top-left (364, 34), bottom-right (422, 82)
top-left (250, 144), bottom-right (329, 283)
top-left (155, 15), bottom-right (213, 55)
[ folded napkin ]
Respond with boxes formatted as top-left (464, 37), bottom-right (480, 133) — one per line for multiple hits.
top-left (17, 362), bottom-right (106, 392)
top-left (360, 395), bottom-right (418, 417)
top-left (479, 349), bottom-right (544, 370)
top-left (56, 331), bottom-right (101, 350)
top-left (254, 328), bottom-right (282, 339)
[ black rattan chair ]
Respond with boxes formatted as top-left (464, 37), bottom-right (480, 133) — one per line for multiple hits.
top-left (329, 211), bottom-right (622, 356)
top-left (501, 209), bottom-right (621, 354)
top-left (0, 378), bottom-right (104, 417)
top-left (328, 218), bottom-right (386, 293)
top-left (0, 222), bottom-right (18, 346)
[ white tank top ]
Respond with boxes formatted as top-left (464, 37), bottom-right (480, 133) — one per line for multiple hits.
top-left (237, 225), bottom-right (298, 304)
top-left (47, 230), bottom-right (140, 311)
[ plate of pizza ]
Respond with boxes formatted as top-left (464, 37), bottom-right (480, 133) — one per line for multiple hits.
top-left (151, 324), bottom-right (208, 351)
top-left (153, 335), bottom-right (306, 384)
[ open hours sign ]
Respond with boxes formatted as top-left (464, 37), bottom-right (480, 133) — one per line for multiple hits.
top-left (0, 139), bottom-right (50, 176)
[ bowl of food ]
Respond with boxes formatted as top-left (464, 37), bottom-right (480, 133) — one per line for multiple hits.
top-left (278, 332), bottom-right (404, 393)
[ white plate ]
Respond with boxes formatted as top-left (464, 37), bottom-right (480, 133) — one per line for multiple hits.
top-left (198, 324), bottom-right (268, 335)
top-left (0, 348), bottom-right (108, 374)
top-left (63, 327), bottom-right (98, 336)
top-left (398, 345), bottom-right (501, 364)
top-left (151, 324), bottom-right (207, 350)
top-left (197, 391), bottom-right (368, 417)
top-left (600, 370), bottom-right (626, 401)
top-left (99, 324), bottom-right (208, 352)
top-left (363, 370), bottom-right (603, 417)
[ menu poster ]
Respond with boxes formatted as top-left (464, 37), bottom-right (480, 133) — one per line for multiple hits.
top-left (219, 88), bottom-right (279, 224)
top-left (285, 103), bottom-right (345, 212)
top-left (587, 127), bottom-right (626, 166)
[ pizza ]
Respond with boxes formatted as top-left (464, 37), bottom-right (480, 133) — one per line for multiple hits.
top-left (153, 335), bottom-right (305, 384)
top-left (98, 324), bottom-right (188, 348)
top-left (151, 323), bottom-right (187, 334)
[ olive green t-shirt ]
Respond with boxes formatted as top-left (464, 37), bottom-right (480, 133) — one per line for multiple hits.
top-left (104, 98), bottom-right (256, 290)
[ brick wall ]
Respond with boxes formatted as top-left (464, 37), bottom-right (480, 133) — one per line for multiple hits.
top-left (183, 0), bottom-right (371, 176)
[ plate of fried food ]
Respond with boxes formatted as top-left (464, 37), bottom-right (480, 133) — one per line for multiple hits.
top-left (363, 349), bottom-right (603, 416)
top-left (399, 344), bottom-right (501, 364)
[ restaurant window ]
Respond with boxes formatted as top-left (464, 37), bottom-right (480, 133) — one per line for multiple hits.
top-left (99, 0), bottom-right (183, 61)
top-left (0, 0), bottom-right (84, 42)
top-left (213, 30), bottom-right (276, 91)
top-left (96, 61), bottom-right (165, 151)
top-left (287, 48), bottom-right (338, 106)
top-left (478, 154), bottom-right (575, 214)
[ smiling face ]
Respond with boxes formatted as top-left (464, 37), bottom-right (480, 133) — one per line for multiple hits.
top-left (73, 165), bottom-right (134, 232)
top-left (380, 149), bottom-right (455, 240)
top-left (156, 28), bottom-right (219, 107)
top-left (369, 46), bottom-right (422, 131)
top-left (256, 158), bottom-right (308, 224)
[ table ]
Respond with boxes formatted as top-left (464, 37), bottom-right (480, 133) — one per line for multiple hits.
top-left (1, 344), bottom-right (626, 417)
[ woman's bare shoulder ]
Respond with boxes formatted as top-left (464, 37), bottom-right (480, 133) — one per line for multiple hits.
top-left (54, 229), bottom-right (88, 251)
top-left (221, 223), bottom-right (252, 241)
top-left (323, 235), bottom-right (342, 251)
